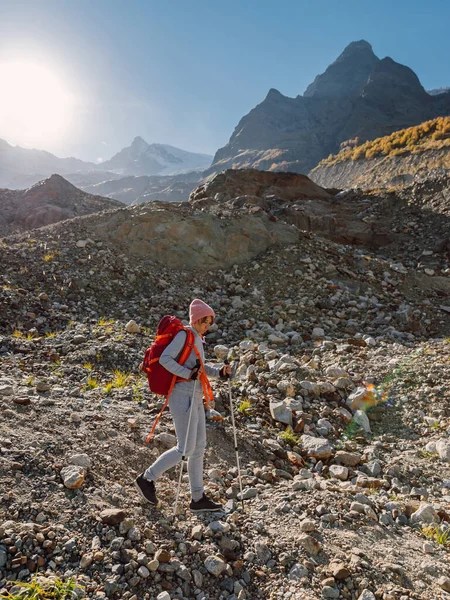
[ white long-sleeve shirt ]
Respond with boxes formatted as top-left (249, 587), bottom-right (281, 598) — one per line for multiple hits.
top-left (159, 326), bottom-right (220, 399)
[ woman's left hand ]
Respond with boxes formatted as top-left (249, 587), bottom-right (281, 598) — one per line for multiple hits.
top-left (220, 364), bottom-right (232, 378)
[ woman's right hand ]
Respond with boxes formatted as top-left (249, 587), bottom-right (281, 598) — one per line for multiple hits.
top-left (190, 364), bottom-right (202, 380)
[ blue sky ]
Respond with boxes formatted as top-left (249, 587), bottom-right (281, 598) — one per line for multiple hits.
top-left (0, 0), bottom-right (449, 161)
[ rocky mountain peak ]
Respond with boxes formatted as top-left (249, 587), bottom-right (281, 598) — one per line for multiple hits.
top-left (23, 173), bottom-right (79, 199)
top-left (364, 56), bottom-right (428, 99)
top-left (304, 39), bottom-right (379, 99)
top-left (338, 39), bottom-right (375, 59)
top-left (130, 136), bottom-right (149, 151)
top-left (210, 40), bottom-right (450, 175)
top-left (265, 88), bottom-right (285, 101)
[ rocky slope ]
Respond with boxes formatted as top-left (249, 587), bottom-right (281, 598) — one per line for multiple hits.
top-left (0, 175), bottom-right (123, 237)
top-left (310, 118), bottom-right (450, 189)
top-left (1, 169), bottom-right (450, 600)
top-left (310, 148), bottom-right (450, 190)
top-left (209, 41), bottom-right (450, 175)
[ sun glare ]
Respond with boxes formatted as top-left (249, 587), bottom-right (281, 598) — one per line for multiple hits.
top-left (0, 60), bottom-right (75, 148)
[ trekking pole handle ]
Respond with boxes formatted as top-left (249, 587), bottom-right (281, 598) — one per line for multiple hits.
top-left (224, 358), bottom-right (230, 379)
top-left (191, 359), bottom-right (201, 380)
top-left (224, 358), bottom-right (238, 380)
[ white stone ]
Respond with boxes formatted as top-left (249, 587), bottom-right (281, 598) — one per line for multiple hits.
top-left (425, 441), bottom-right (437, 453)
top-left (312, 327), bottom-right (325, 338)
top-left (288, 563), bottom-right (308, 580)
top-left (353, 410), bottom-right (371, 433)
top-left (213, 345), bottom-right (229, 359)
top-left (329, 465), bottom-right (348, 480)
top-left (125, 320), bottom-right (141, 333)
top-left (357, 591), bottom-right (376, 600)
top-left (239, 340), bottom-right (254, 351)
top-left (436, 439), bottom-right (450, 462)
top-left (301, 435), bottom-right (333, 459)
top-left (157, 593), bottom-right (171, 600)
top-left (269, 399), bottom-right (292, 426)
top-left (138, 565), bottom-right (150, 578)
top-left (410, 503), bottom-right (439, 524)
top-left (325, 366), bottom-right (347, 378)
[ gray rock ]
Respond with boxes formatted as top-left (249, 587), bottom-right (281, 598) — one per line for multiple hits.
top-left (204, 554), bottom-right (227, 577)
top-left (357, 591), bottom-right (376, 600)
top-left (288, 563), bottom-right (308, 581)
top-left (410, 503), bottom-right (439, 524)
top-left (436, 439), bottom-right (450, 461)
top-left (438, 576), bottom-right (450, 592)
top-left (254, 541), bottom-right (271, 564)
top-left (322, 586), bottom-right (339, 599)
top-left (269, 399), bottom-right (293, 426)
top-left (60, 465), bottom-right (86, 489)
top-left (69, 453), bottom-right (92, 469)
top-left (301, 435), bottom-right (333, 459)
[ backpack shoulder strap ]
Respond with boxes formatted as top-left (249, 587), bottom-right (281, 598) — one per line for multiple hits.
top-left (178, 328), bottom-right (195, 366)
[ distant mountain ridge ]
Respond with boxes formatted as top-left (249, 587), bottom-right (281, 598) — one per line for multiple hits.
top-left (0, 137), bottom-right (212, 190)
top-left (98, 137), bottom-right (212, 176)
top-left (209, 40), bottom-right (450, 175)
top-left (0, 138), bottom-right (98, 189)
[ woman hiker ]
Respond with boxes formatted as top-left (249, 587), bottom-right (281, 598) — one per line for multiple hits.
top-left (135, 299), bottom-right (231, 512)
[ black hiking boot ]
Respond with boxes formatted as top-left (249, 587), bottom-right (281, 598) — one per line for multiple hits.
top-left (189, 494), bottom-right (223, 513)
top-left (134, 473), bottom-right (158, 505)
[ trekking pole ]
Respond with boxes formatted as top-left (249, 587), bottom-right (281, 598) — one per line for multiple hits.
top-left (173, 359), bottom-right (200, 517)
top-left (224, 359), bottom-right (245, 511)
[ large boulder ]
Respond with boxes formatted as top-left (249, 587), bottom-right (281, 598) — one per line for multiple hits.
top-left (91, 208), bottom-right (299, 270)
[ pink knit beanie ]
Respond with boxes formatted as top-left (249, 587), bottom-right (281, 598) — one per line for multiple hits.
top-left (189, 299), bottom-right (215, 324)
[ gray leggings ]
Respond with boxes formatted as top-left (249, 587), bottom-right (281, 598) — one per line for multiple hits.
top-left (144, 387), bottom-right (206, 501)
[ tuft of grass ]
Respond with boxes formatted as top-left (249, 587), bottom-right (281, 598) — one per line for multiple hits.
top-left (43, 251), bottom-right (60, 262)
top-left (25, 376), bottom-right (35, 387)
top-left (237, 398), bottom-right (252, 415)
top-left (418, 450), bottom-right (438, 460)
top-left (132, 383), bottom-right (144, 403)
top-left (97, 317), bottom-right (115, 327)
top-left (112, 369), bottom-right (130, 388)
top-left (12, 329), bottom-right (24, 338)
top-left (82, 362), bottom-right (93, 371)
top-left (280, 426), bottom-right (300, 446)
top-left (103, 371), bottom-right (131, 395)
top-left (83, 376), bottom-right (98, 391)
top-left (104, 382), bottom-right (114, 396)
top-left (0, 575), bottom-right (81, 599)
top-left (422, 524), bottom-right (450, 546)
top-left (45, 331), bottom-right (59, 338)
